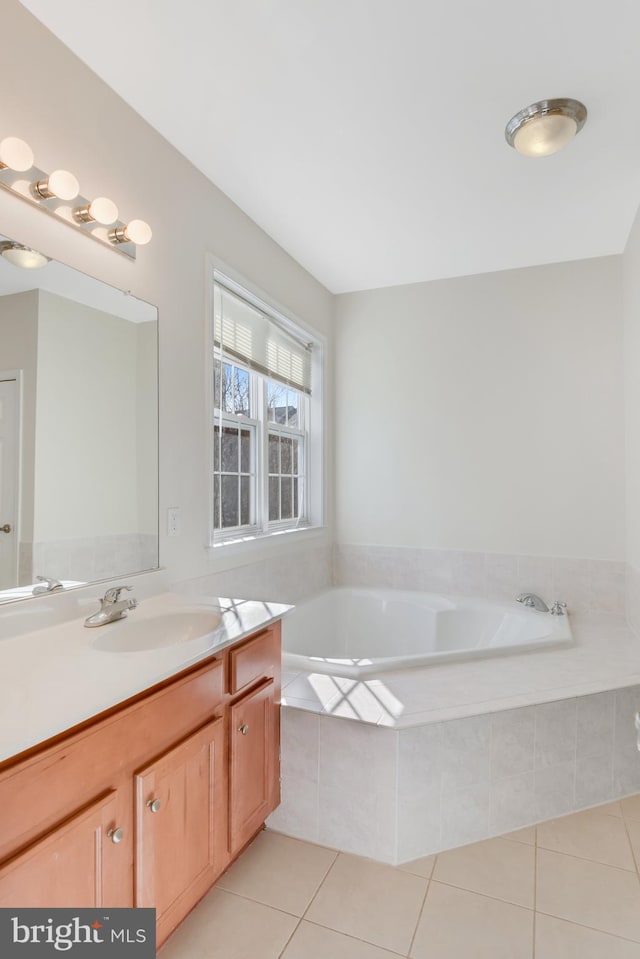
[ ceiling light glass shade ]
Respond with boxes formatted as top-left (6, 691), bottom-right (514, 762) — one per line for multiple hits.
top-left (124, 219), bottom-right (152, 245)
top-left (0, 242), bottom-right (50, 269)
top-left (0, 137), bottom-right (34, 171)
top-left (34, 168), bottom-right (80, 201)
top-left (505, 99), bottom-right (587, 157)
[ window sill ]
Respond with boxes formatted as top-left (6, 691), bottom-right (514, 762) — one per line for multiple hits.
top-left (205, 524), bottom-right (328, 563)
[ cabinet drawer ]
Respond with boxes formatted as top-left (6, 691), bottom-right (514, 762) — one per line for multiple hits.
top-left (229, 626), bottom-right (278, 695)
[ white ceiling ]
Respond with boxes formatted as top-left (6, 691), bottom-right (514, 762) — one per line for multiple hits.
top-left (18, 0), bottom-right (640, 293)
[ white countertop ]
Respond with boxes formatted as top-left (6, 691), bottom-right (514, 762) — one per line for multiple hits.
top-left (0, 592), bottom-right (291, 764)
top-left (282, 614), bottom-right (640, 727)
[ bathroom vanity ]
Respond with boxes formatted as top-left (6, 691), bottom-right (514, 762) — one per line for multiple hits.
top-left (0, 615), bottom-right (281, 948)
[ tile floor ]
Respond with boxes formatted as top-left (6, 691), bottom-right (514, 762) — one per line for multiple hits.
top-left (160, 795), bottom-right (640, 958)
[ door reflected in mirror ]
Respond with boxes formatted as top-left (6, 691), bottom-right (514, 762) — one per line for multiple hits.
top-left (0, 232), bottom-right (158, 602)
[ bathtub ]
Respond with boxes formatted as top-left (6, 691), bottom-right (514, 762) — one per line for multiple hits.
top-left (282, 587), bottom-right (573, 677)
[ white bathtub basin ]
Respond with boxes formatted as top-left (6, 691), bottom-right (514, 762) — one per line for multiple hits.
top-left (282, 588), bottom-right (572, 677)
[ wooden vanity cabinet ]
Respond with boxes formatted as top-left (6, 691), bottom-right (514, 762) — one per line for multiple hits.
top-left (0, 619), bottom-right (281, 948)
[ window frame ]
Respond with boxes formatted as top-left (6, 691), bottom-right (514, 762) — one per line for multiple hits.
top-left (207, 260), bottom-right (324, 551)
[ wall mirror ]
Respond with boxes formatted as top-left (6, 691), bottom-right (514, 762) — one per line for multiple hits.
top-left (0, 232), bottom-right (158, 603)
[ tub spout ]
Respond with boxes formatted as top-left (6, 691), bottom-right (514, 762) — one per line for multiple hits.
top-left (516, 593), bottom-right (550, 612)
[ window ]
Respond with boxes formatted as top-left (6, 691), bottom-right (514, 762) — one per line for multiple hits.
top-left (210, 273), bottom-right (321, 546)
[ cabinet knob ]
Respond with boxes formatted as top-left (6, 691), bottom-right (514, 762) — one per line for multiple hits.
top-left (238, 724), bottom-right (249, 736)
top-left (146, 798), bottom-right (161, 814)
top-left (107, 827), bottom-right (125, 844)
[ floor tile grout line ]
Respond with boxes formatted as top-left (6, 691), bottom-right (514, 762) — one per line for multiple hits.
top-left (211, 886), bottom-right (306, 921)
top-left (297, 849), bottom-right (341, 922)
top-left (535, 842), bottom-right (640, 874)
top-left (534, 907), bottom-right (640, 945)
top-left (428, 877), bottom-right (534, 912)
top-left (301, 917), bottom-right (408, 957)
top-left (275, 916), bottom-right (303, 959)
top-left (406, 874), bottom-right (433, 959)
top-left (532, 825), bottom-right (538, 959)
top-left (619, 810), bottom-right (640, 880)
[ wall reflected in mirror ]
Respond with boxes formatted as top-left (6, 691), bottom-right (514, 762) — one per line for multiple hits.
top-left (0, 233), bottom-right (158, 602)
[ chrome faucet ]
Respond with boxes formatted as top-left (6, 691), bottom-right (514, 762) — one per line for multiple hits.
top-left (32, 576), bottom-right (63, 595)
top-left (84, 585), bottom-right (139, 627)
top-left (516, 592), bottom-right (550, 612)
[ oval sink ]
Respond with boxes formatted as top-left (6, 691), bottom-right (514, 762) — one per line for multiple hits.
top-left (90, 609), bottom-right (223, 653)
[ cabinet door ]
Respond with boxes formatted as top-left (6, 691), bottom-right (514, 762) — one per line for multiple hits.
top-left (0, 791), bottom-right (121, 907)
top-left (134, 717), bottom-right (226, 944)
top-left (229, 678), bottom-right (277, 856)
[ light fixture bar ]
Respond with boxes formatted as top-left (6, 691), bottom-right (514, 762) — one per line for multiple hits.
top-left (0, 140), bottom-right (151, 261)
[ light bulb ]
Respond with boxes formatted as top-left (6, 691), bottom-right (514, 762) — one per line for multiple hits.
top-left (0, 137), bottom-right (34, 172)
top-left (33, 168), bottom-right (80, 201)
top-left (109, 218), bottom-right (152, 246)
top-left (124, 219), bottom-right (152, 245)
top-left (73, 196), bottom-right (119, 225)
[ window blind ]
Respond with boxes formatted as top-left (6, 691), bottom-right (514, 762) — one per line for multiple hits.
top-left (213, 282), bottom-right (312, 394)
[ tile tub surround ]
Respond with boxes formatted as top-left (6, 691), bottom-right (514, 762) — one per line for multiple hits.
top-left (267, 685), bottom-right (640, 865)
top-left (334, 544), bottom-right (625, 618)
top-left (174, 542), bottom-right (332, 605)
top-left (162, 802), bottom-right (640, 959)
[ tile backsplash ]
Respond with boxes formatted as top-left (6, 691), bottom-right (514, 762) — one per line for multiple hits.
top-left (334, 544), bottom-right (626, 618)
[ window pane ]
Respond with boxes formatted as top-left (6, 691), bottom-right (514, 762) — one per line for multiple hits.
top-left (281, 477), bottom-right (293, 519)
top-left (293, 477), bottom-right (298, 517)
top-left (221, 362), bottom-right (234, 413)
top-left (267, 381), bottom-right (287, 424)
top-left (221, 475), bottom-right (238, 527)
top-left (269, 477), bottom-right (279, 521)
top-left (240, 428), bottom-right (251, 473)
top-left (234, 367), bottom-right (250, 416)
top-left (268, 433), bottom-right (279, 473)
top-left (240, 476), bottom-right (251, 526)
top-left (281, 436), bottom-right (292, 474)
top-left (292, 438), bottom-right (298, 473)
top-left (213, 475), bottom-right (220, 529)
top-left (213, 425), bottom-right (220, 471)
top-left (287, 390), bottom-right (299, 428)
top-left (222, 427), bottom-right (239, 472)
top-left (214, 358), bottom-right (221, 409)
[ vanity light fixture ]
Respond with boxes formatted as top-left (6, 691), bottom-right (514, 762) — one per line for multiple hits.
top-left (73, 196), bottom-right (119, 225)
top-left (0, 241), bottom-right (50, 270)
top-left (32, 169), bottom-right (80, 201)
top-left (505, 98), bottom-right (587, 157)
top-left (109, 218), bottom-right (152, 246)
top-left (0, 136), bottom-right (34, 172)
top-left (0, 135), bottom-right (152, 260)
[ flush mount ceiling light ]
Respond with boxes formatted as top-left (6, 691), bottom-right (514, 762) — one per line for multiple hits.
top-left (0, 135), bottom-right (152, 260)
top-left (0, 241), bottom-right (50, 270)
top-left (505, 98), bottom-right (587, 158)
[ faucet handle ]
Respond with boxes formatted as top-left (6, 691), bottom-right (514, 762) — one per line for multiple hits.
top-left (550, 601), bottom-right (568, 616)
top-left (104, 585), bottom-right (133, 603)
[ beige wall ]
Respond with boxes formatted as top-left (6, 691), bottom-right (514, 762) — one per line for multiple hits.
top-left (0, 1), bottom-right (334, 597)
top-left (335, 256), bottom-right (625, 560)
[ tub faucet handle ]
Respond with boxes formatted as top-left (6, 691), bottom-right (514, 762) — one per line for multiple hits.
top-left (550, 601), bottom-right (567, 616)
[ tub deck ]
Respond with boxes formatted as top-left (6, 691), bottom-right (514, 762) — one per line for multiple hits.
top-left (268, 615), bottom-right (640, 865)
